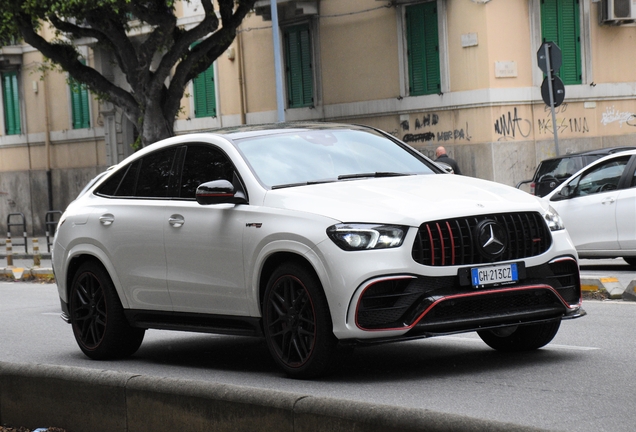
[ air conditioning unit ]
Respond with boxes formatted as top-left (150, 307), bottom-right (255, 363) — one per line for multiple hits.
top-left (600, 0), bottom-right (636, 24)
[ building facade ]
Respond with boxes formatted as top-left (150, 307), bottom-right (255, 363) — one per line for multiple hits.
top-left (2, 0), bottom-right (636, 234)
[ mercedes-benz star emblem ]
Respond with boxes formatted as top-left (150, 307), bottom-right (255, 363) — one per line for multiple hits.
top-left (475, 220), bottom-right (508, 259)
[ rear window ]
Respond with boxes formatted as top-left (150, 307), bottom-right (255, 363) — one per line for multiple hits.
top-left (535, 156), bottom-right (583, 181)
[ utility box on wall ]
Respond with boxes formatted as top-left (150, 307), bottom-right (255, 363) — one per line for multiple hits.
top-left (600, 0), bottom-right (636, 24)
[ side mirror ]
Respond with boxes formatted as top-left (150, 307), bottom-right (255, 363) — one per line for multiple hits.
top-left (196, 176), bottom-right (248, 205)
top-left (550, 184), bottom-right (574, 202)
top-left (435, 162), bottom-right (454, 174)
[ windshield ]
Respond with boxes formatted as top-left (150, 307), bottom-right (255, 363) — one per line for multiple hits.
top-left (235, 129), bottom-right (437, 188)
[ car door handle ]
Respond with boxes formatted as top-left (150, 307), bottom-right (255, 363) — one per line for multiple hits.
top-left (99, 214), bottom-right (115, 226)
top-left (601, 197), bottom-right (615, 205)
top-left (168, 215), bottom-right (185, 228)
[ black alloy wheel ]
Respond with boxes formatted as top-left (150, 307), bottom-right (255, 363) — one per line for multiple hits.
top-left (69, 261), bottom-right (145, 359)
top-left (477, 320), bottom-right (561, 352)
top-left (263, 262), bottom-right (337, 379)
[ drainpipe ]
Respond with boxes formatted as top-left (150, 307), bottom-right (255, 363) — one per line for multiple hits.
top-left (237, 27), bottom-right (246, 125)
top-left (270, 0), bottom-right (285, 122)
top-left (42, 70), bottom-right (53, 211)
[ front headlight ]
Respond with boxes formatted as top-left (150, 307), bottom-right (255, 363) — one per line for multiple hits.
top-left (544, 206), bottom-right (565, 231)
top-left (327, 223), bottom-right (407, 251)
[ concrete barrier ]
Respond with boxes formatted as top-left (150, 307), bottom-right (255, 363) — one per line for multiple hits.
top-left (0, 362), bottom-right (548, 432)
top-left (622, 280), bottom-right (636, 302)
top-left (580, 276), bottom-right (626, 299)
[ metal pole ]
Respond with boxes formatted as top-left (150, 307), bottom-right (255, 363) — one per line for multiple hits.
top-left (270, 0), bottom-right (285, 122)
top-left (544, 43), bottom-right (560, 156)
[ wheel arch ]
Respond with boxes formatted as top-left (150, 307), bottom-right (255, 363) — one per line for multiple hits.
top-left (258, 252), bottom-right (320, 312)
top-left (63, 244), bottom-right (130, 309)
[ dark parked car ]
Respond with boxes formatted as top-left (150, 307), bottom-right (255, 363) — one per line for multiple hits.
top-left (517, 147), bottom-right (636, 197)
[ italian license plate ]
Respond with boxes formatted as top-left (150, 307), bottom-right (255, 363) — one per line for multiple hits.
top-left (471, 263), bottom-right (518, 288)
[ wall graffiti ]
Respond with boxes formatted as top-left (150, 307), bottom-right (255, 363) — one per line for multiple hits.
top-left (538, 117), bottom-right (589, 134)
top-left (494, 107), bottom-right (531, 141)
top-left (401, 114), bottom-right (471, 144)
top-left (601, 106), bottom-right (636, 127)
top-left (537, 103), bottom-right (589, 134)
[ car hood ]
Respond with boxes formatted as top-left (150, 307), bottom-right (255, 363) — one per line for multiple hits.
top-left (263, 174), bottom-right (546, 226)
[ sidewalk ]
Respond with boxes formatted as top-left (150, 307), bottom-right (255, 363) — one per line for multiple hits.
top-left (0, 236), bottom-right (54, 281)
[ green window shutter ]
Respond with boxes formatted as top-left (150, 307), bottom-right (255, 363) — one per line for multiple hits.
top-left (406, 2), bottom-right (441, 96)
top-left (193, 63), bottom-right (216, 118)
top-left (2, 71), bottom-right (21, 135)
top-left (284, 24), bottom-right (313, 108)
top-left (70, 79), bottom-right (90, 129)
top-left (541, 0), bottom-right (581, 85)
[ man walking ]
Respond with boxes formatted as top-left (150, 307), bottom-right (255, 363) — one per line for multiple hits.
top-left (435, 146), bottom-right (461, 175)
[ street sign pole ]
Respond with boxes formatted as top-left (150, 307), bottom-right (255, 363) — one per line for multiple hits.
top-left (541, 43), bottom-right (560, 156)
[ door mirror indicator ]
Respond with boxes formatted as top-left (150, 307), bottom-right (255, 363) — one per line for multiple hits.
top-left (196, 177), bottom-right (247, 205)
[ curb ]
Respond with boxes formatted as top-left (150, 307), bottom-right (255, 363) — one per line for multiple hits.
top-left (0, 361), bottom-right (549, 432)
top-left (621, 280), bottom-right (636, 301)
top-left (580, 276), bottom-right (627, 299)
top-left (0, 267), bottom-right (55, 282)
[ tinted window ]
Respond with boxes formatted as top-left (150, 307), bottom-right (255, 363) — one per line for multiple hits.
top-left (535, 157), bottom-right (582, 181)
top-left (136, 148), bottom-right (178, 198)
top-left (116, 160), bottom-right (141, 197)
top-left (178, 145), bottom-right (235, 199)
top-left (96, 148), bottom-right (178, 198)
top-left (96, 167), bottom-right (125, 197)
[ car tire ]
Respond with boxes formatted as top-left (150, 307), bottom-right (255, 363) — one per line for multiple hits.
top-left (69, 261), bottom-right (145, 360)
top-left (477, 320), bottom-right (561, 352)
top-left (623, 257), bottom-right (636, 267)
top-left (263, 262), bottom-right (337, 379)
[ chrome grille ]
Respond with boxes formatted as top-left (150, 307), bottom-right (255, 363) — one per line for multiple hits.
top-left (412, 212), bottom-right (552, 266)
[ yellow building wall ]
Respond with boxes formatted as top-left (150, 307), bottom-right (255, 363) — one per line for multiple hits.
top-left (447, 1), bottom-right (533, 91)
top-left (484, 1), bottom-right (533, 88)
top-left (22, 51), bottom-right (47, 136)
top-left (319, 0), bottom-right (399, 104)
top-left (0, 147), bottom-right (30, 171)
top-left (217, 43), bottom-right (242, 117)
top-left (239, 14), bottom-right (277, 114)
top-left (591, 4), bottom-right (636, 83)
top-left (446, 0), bottom-right (490, 91)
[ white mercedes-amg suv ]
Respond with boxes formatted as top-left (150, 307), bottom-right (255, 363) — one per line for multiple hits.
top-left (53, 123), bottom-right (585, 378)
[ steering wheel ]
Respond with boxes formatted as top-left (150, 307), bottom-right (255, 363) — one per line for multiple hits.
top-left (599, 183), bottom-right (616, 192)
top-left (538, 175), bottom-right (557, 183)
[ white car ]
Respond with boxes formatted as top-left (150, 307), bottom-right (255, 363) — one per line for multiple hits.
top-left (544, 149), bottom-right (636, 266)
top-left (53, 123), bottom-right (584, 378)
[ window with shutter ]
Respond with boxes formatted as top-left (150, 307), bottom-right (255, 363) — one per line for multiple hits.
top-left (406, 2), bottom-right (441, 96)
top-left (193, 63), bottom-right (216, 118)
top-left (540, 0), bottom-right (581, 85)
top-left (284, 24), bottom-right (314, 108)
top-left (2, 71), bottom-right (21, 135)
top-left (70, 77), bottom-right (90, 129)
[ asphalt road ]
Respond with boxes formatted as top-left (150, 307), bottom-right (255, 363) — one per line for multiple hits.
top-left (1, 275), bottom-right (635, 432)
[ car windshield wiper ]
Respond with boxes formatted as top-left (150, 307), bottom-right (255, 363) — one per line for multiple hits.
top-left (337, 172), bottom-right (412, 180)
top-left (271, 179), bottom-right (337, 190)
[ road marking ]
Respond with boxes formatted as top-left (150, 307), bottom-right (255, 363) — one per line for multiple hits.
top-left (545, 343), bottom-right (599, 351)
top-left (439, 336), bottom-right (600, 351)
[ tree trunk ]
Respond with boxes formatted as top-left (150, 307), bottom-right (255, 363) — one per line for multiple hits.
top-left (136, 99), bottom-right (175, 147)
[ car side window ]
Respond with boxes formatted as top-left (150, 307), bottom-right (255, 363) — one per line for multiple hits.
top-left (178, 144), bottom-right (235, 199)
top-left (136, 147), bottom-right (179, 198)
top-left (574, 156), bottom-right (630, 197)
top-left (96, 147), bottom-right (178, 198)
